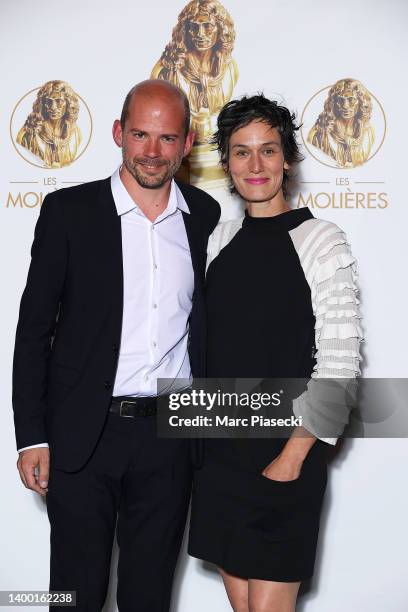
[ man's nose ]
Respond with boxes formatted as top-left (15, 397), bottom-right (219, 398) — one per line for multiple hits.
top-left (198, 24), bottom-right (206, 36)
top-left (144, 138), bottom-right (161, 157)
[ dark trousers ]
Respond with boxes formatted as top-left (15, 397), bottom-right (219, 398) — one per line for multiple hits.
top-left (46, 411), bottom-right (192, 611)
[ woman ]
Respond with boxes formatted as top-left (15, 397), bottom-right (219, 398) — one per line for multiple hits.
top-left (188, 94), bottom-right (362, 612)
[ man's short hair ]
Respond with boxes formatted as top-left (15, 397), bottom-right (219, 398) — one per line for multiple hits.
top-left (120, 82), bottom-right (191, 137)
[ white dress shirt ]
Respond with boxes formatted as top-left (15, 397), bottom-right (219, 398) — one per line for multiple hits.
top-left (18, 167), bottom-right (194, 452)
top-left (111, 166), bottom-right (194, 396)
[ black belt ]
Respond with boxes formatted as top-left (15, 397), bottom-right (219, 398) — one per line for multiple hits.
top-left (109, 396), bottom-right (159, 418)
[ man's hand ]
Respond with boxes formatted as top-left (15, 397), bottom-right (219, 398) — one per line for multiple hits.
top-left (261, 453), bottom-right (302, 482)
top-left (17, 448), bottom-right (50, 497)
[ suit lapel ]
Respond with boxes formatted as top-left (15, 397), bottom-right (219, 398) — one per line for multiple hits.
top-left (181, 210), bottom-right (205, 291)
top-left (181, 201), bottom-right (206, 378)
top-left (95, 179), bottom-right (206, 364)
top-left (97, 177), bottom-right (205, 309)
top-left (97, 178), bottom-right (124, 313)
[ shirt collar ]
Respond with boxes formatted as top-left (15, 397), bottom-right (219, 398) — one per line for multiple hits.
top-left (110, 166), bottom-right (190, 217)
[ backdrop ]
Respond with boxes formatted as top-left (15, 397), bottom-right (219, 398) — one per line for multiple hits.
top-left (1, 1), bottom-right (407, 610)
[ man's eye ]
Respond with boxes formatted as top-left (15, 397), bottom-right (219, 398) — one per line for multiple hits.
top-left (263, 148), bottom-right (276, 155)
top-left (162, 136), bottom-right (176, 143)
top-left (235, 150), bottom-right (248, 156)
top-left (133, 132), bottom-right (145, 139)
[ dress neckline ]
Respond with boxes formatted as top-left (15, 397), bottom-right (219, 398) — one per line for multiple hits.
top-left (243, 206), bottom-right (314, 232)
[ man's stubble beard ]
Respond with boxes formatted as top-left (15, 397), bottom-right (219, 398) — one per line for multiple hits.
top-left (123, 148), bottom-right (184, 190)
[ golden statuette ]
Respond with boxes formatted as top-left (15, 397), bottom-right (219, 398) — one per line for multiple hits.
top-left (152, 0), bottom-right (238, 187)
top-left (16, 80), bottom-right (82, 169)
top-left (307, 78), bottom-right (375, 168)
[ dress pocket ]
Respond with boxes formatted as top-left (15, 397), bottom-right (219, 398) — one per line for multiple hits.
top-left (257, 472), bottom-right (301, 487)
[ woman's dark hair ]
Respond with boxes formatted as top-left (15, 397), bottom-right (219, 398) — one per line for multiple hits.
top-left (211, 93), bottom-right (303, 197)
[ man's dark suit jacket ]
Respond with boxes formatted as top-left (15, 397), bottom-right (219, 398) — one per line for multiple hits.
top-left (12, 177), bottom-right (220, 472)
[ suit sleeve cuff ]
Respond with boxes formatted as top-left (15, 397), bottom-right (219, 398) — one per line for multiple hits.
top-left (18, 443), bottom-right (49, 453)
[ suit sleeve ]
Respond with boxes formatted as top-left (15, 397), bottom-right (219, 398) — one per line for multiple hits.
top-left (12, 192), bottom-right (68, 450)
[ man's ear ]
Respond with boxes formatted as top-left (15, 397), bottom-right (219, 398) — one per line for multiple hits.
top-left (283, 161), bottom-right (290, 171)
top-left (112, 119), bottom-right (123, 148)
top-left (183, 129), bottom-right (196, 157)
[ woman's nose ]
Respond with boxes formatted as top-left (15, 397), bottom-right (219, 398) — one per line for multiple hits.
top-left (248, 153), bottom-right (262, 173)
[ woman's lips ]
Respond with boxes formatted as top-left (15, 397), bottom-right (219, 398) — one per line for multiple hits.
top-left (244, 178), bottom-right (269, 185)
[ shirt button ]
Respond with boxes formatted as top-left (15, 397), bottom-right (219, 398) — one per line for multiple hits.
top-left (152, 341), bottom-right (157, 347)
top-left (104, 381), bottom-right (112, 390)
top-left (153, 303), bottom-right (157, 309)
top-left (112, 344), bottom-right (119, 354)
top-left (153, 263), bottom-right (158, 270)
top-left (144, 374), bottom-right (149, 381)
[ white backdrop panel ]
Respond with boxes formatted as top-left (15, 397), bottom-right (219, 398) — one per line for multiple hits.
top-left (1, 1), bottom-right (407, 610)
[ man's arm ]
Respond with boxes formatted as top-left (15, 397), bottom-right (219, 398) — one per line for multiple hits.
top-left (13, 191), bottom-right (67, 491)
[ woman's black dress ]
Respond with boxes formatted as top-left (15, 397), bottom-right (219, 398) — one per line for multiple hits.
top-left (188, 208), bottom-right (329, 582)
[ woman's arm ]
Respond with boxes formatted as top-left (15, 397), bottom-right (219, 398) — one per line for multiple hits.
top-left (263, 220), bottom-right (363, 480)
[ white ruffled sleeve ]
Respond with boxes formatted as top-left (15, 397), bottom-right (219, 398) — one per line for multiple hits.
top-left (292, 223), bottom-right (363, 445)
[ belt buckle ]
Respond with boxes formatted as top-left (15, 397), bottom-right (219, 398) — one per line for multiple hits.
top-left (119, 400), bottom-right (136, 418)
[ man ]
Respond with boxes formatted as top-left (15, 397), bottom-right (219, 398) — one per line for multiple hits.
top-left (13, 79), bottom-right (220, 611)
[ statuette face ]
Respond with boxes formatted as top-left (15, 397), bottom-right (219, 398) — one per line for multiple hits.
top-left (187, 14), bottom-right (219, 52)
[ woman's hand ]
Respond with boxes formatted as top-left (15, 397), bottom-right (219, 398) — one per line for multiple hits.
top-left (261, 453), bottom-right (303, 482)
top-left (261, 426), bottom-right (318, 481)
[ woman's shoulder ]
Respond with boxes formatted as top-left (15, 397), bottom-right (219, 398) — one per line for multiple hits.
top-left (289, 214), bottom-right (349, 257)
top-left (206, 217), bottom-right (244, 270)
top-left (290, 215), bottom-right (357, 290)
top-left (209, 217), bottom-right (244, 247)
top-left (292, 214), bottom-right (345, 236)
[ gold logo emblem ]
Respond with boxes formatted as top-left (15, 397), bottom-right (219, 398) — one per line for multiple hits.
top-left (10, 80), bottom-right (92, 169)
top-left (151, 0), bottom-right (238, 188)
top-left (151, 0), bottom-right (238, 144)
top-left (301, 78), bottom-right (386, 169)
